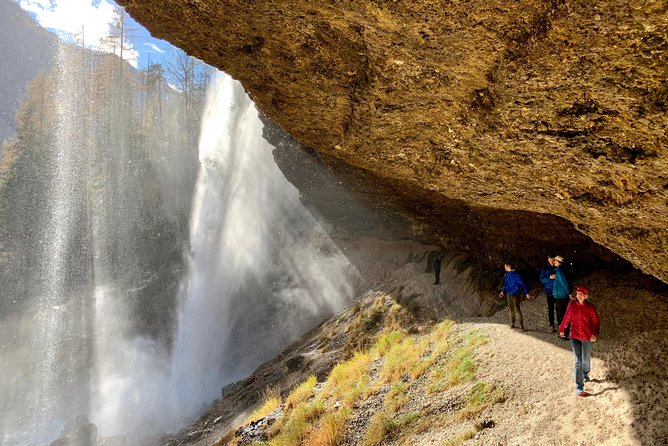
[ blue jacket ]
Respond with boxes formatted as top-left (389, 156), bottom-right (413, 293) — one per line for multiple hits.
top-left (552, 266), bottom-right (570, 299)
top-left (539, 264), bottom-right (556, 294)
top-left (502, 270), bottom-right (528, 296)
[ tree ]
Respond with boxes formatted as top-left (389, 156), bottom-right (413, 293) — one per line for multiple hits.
top-left (165, 48), bottom-right (214, 146)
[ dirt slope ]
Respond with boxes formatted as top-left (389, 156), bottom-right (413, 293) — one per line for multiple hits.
top-left (461, 272), bottom-right (668, 445)
top-left (159, 243), bottom-right (667, 446)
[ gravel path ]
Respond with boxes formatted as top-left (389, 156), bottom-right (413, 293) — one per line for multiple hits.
top-left (455, 272), bottom-right (668, 445)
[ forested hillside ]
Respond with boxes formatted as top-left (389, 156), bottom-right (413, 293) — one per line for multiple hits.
top-left (0, 0), bottom-right (57, 142)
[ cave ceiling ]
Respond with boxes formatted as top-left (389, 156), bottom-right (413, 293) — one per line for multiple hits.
top-left (117, 0), bottom-right (668, 283)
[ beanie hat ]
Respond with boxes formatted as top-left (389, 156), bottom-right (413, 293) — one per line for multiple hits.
top-left (576, 285), bottom-right (589, 295)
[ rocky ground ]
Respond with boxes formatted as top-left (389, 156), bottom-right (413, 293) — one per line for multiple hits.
top-left (457, 271), bottom-right (668, 446)
top-left (159, 243), bottom-right (667, 446)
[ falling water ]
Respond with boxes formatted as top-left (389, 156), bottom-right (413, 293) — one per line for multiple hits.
top-left (0, 61), bottom-right (357, 444)
top-left (0, 44), bottom-right (94, 445)
top-left (168, 74), bottom-right (358, 420)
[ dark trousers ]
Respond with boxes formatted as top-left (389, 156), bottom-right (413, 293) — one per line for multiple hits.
top-left (507, 294), bottom-right (524, 328)
top-left (434, 267), bottom-right (440, 284)
top-left (556, 298), bottom-right (570, 336)
top-left (546, 292), bottom-right (555, 327)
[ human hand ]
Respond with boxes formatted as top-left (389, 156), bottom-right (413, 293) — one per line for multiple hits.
top-left (550, 274), bottom-right (556, 279)
top-left (559, 332), bottom-right (565, 337)
top-left (499, 291), bottom-right (505, 299)
top-left (591, 336), bottom-right (597, 342)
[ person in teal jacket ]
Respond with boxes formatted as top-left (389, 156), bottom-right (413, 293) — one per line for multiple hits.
top-left (499, 262), bottom-right (530, 332)
top-left (539, 255), bottom-right (557, 332)
top-left (552, 255), bottom-right (571, 339)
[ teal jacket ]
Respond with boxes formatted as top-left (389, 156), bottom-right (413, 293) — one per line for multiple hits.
top-left (553, 267), bottom-right (570, 299)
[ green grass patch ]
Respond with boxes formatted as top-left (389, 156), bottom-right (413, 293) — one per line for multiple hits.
top-left (425, 330), bottom-right (485, 393)
top-left (231, 315), bottom-right (500, 446)
top-left (459, 382), bottom-right (505, 420)
top-left (363, 410), bottom-right (422, 446)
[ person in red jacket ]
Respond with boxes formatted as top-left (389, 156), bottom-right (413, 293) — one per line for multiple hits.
top-left (560, 285), bottom-right (600, 397)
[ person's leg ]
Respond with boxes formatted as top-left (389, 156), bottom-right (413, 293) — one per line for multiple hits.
top-left (556, 298), bottom-right (565, 325)
top-left (581, 340), bottom-right (593, 381)
top-left (570, 338), bottom-right (585, 394)
top-left (434, 267), bottom-right (440, 284)
top-left (507, 294), bottom-right (516, 327)
top-left (556, 299), bottom-right (570, 337)
top-left (546, 293), bottom-right (555, 330)
top-left (514, 295), bottom-right (525, 330)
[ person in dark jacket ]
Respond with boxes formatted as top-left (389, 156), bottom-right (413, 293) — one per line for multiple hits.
top-left (539, 255), bottom-right (557, 333)
top-left (433, 254), bottom-right (442, 285)
top-left (499, 262), bottom-right (530, 331)
top-left (552, 255), bottom-right (571, 339)
top-left (560, 285), bottom-right (600, 397)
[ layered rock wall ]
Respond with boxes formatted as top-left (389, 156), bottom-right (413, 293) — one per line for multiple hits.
top-left (118, 0), bottom-right (668, 282)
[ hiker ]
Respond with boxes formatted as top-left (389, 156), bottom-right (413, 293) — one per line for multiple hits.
top-left (552, 255), bottom-right (571, 339)
top-left (539, 255), bottom-right (557, 333)
top-left (560, 285), bottom-right (600, 397)
top-left (498, 262), bottom-right (529, 332)
top-left (433, 254), bottom-right (442, 285)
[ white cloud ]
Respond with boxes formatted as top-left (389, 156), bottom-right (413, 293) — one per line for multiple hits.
top-left (18, 0), bottom-right (139, 67)
top-left (144, 42), bottom-right (165, 54)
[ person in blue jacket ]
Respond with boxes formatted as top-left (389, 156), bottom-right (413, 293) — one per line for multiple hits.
top-left (499, 261), bottom-right (530, 332)
top-left (552, 255), bottom-right (571, 339)
top-left (539, 255), bottom-right (557, 333)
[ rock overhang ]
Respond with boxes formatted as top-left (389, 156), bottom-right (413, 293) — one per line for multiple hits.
top-left (117, 0), bottom-right (668, 283)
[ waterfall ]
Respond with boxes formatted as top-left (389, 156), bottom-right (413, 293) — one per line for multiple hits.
top-left (0, 63), bottom-right (356, 444)
top-left (168, 74), bottom-right (358, 420)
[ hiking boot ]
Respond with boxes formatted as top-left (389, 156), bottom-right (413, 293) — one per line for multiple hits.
top-left (549, 326), bottom-right (556, 333)
top-left (510, 324), bottom-right (516, 329)
top-left (520, 327), bottom-right (528, 332)
top-left (577, 391), bottom-right (589, 397)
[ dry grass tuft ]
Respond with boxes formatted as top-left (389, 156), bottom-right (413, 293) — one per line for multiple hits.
top-left (244, 384), bottom-right (282, 424)
top-left (245, 396), bottom-right (281, 425)
top-left (286, 375), bottom-right (318, 409)
top-left (230, 314), bottom-right (500, 446)
top-left (269, 399), bottom-right (326, 445)
top-left (303, 407), bottom-right (351, 446)
top-left (363, 410), bottom-right (422, 446)
top-left (324, 351), bottom-right (372, 401)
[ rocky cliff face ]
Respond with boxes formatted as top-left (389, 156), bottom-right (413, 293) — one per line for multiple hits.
top-left (117, 0), bottom-right (667, 283)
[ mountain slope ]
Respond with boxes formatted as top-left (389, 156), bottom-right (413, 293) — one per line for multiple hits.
top-left (159, 241), bottom-right (668, 446)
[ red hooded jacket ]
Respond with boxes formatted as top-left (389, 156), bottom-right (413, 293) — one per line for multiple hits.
top-left (560, 300), bottom-right (600, 341)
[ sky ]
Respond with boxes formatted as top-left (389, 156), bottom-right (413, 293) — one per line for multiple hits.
top-left (17, 0), bottom-right (175, 69)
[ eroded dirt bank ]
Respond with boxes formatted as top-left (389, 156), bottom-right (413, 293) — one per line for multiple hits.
top-left (158, 239), bottom-right (667, 446)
